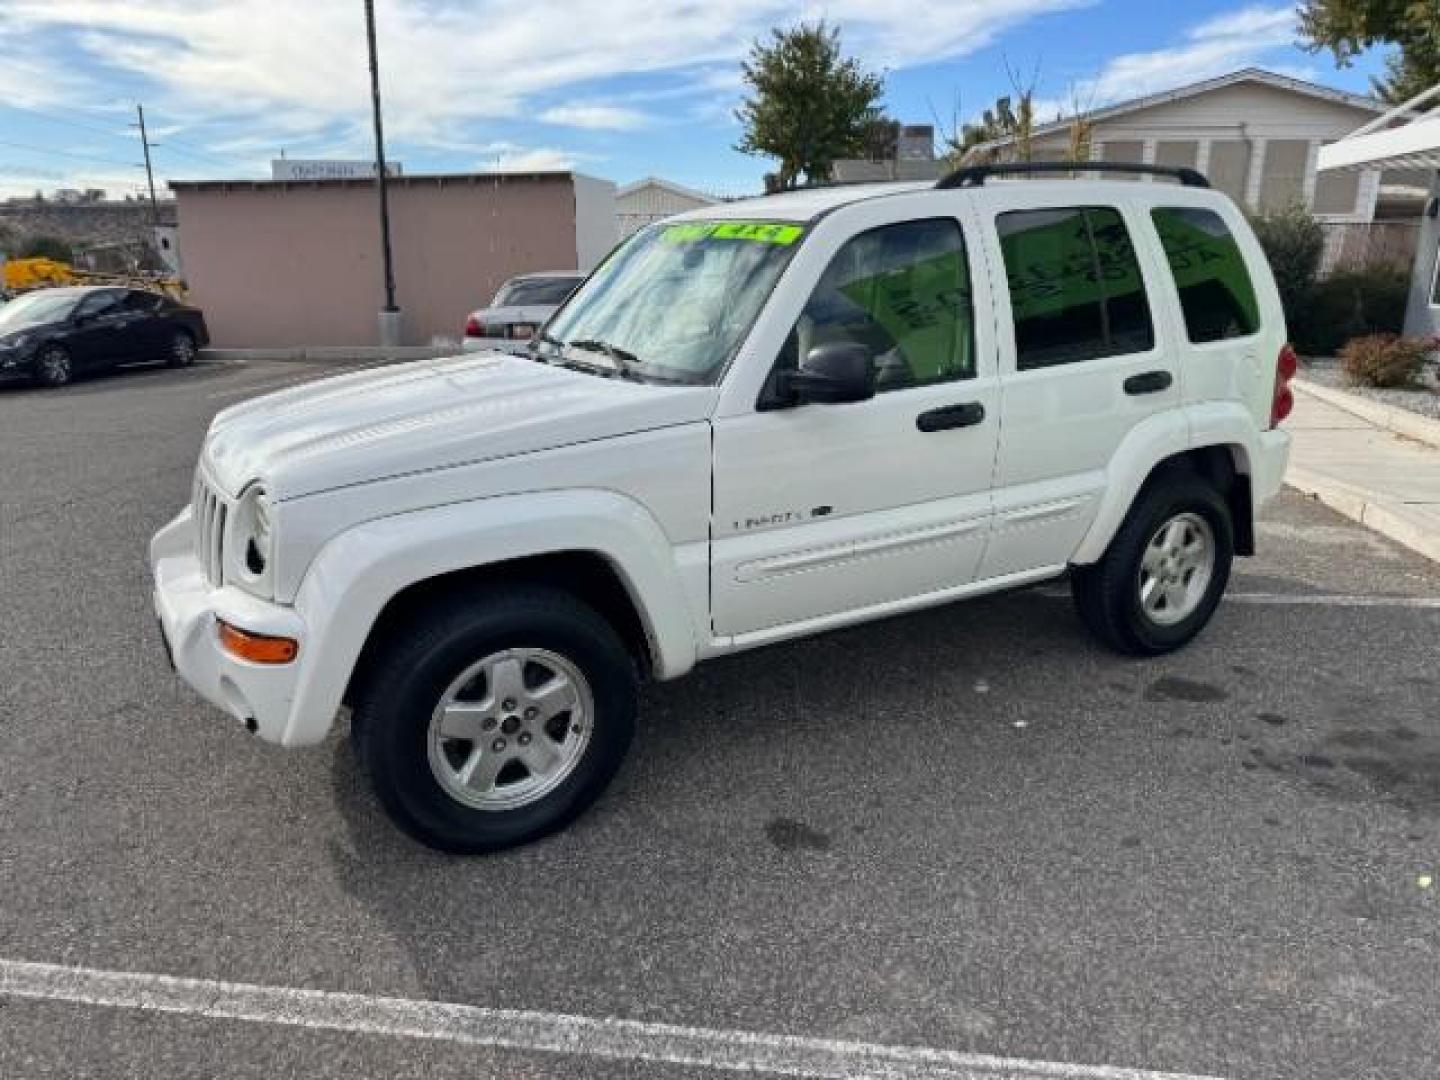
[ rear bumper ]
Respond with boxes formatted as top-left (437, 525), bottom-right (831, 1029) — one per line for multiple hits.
top-left (150, 507), bottom-right (307, 744)
top-left (1251, 427), bottom-right (1291, 506)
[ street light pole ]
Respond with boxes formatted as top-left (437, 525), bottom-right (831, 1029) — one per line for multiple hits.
top-left (364, 0), bottom-right (402, 345)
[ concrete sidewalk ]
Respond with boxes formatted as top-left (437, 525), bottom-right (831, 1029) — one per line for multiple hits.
top-left (1285, 385), bottom-right (1440, 563)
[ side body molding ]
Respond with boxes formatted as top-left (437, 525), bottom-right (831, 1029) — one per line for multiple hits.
top-left (281, 490), bottom-right (700, 747)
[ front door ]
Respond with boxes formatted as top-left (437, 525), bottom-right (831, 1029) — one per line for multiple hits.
top-left (711, 214), bottom-right (1000, 640)
top-left (66, 289), bottom-right (133, 371)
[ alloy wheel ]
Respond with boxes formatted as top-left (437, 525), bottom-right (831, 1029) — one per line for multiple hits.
top-left (427, 647), bottom-right (593, 811)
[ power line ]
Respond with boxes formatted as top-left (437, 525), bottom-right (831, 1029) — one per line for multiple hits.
top-left (0, 138), bottom-right (139, 170)
top-left (0, 103), bottom-right (131, 143)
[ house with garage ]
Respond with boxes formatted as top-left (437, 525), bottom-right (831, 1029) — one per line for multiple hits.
top-left (971, 69), bottom-right (1427, 271)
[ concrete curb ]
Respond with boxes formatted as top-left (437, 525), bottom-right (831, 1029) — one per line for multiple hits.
top-left (200, 345), bottom-right (461, 364)
top-left (1293, 377), bottom-right (1440, 449)
top-left (1286, 464), bottom-right (1440, 564)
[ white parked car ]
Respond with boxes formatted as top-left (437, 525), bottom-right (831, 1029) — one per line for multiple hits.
top-left (152, 164), bottom-right (1294, 853)
top-left (461, 272), bottom-right (584, 353)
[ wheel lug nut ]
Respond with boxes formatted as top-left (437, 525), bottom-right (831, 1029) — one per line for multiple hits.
top-left (502, 698), bottom-right (517, 711)
top-left (524, 707), bottom-right (539, 721)
top-left (518, 732), bottom-right (532, 746)
top-left (482, 717), bottom-right (497, 731)
top-left (492, 738), bottom-right (506, 752)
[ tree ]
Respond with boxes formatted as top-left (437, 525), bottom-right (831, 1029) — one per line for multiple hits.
top-left (1298, 0), bottom-right (1440, 103)
top-left (943, 93), bottom-right (1036, 163)
top-left (859, 114), bottom-right (900, 161)
top-left (735, 21), bottom-right (885, 189)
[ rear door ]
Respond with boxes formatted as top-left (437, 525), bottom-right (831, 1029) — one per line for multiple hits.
top-left (1145, 203), bottom-right (1271, 424)
top-left (120, 290), bottom-right (168, 359)
top-left (975, 195), bottom-right (1178, 579)
top-left (710, 207), bottom-right (1000, 640)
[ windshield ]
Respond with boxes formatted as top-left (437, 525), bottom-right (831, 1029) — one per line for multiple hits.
top-left (540, 219), bottom-right (805, 384)
top-left (493, 277), bottom-right (582, 307)
top-left (0, 291), bottom-right (79, 332)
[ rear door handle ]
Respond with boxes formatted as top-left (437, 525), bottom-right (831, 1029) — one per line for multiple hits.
top-left (916, 402), bottom-right (986, 432)
top-left (1123, 371), bottom-right (1173, 395)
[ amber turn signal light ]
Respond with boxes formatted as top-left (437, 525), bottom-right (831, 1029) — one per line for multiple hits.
top-left (217, 620), bottom-right (299, 664)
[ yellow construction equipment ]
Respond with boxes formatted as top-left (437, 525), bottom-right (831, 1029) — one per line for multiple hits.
top-left (2, 257), bottom-right (185, 300)
top-left (2, 257), bottom-right (77, 291)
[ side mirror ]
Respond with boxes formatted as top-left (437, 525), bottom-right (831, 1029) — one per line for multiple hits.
top-left (781, 343), bottom-right (876, 405)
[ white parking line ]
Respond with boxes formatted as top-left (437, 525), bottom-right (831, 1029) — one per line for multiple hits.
top-left (1, 958), bottom-right (1223, 1080)
top-left (1036, 588), bottom-right (1440, 609)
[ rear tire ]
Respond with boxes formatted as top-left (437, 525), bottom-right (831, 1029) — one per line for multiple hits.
top-left (1070, 469), bottom-right (1234, 656)
top-left (352, 584), bottom-right (638, 854)
top-left (166, 329), bottom-right (197, 368)
top-left (33, 345), bottom-right (72, 387)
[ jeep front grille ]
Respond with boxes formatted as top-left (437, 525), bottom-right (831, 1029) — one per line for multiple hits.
top-left (192, 472), bottom-right (229, 587)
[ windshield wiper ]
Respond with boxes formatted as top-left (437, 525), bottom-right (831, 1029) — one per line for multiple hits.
top-left (565, 338), bottom-right (646, 381)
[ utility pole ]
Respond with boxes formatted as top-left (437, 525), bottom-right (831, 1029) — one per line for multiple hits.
top-left (133, 104), bottom-right (160, 226)
top-left (364, 0), bottom-right (402, 345)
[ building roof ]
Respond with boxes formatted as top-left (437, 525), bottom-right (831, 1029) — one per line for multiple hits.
top-left (1319, 82), bottom-right (1440, 173)
top-left (169, 170), bottom-right (588, 193)
top-left (615, 176), bottom-right (717, 203)
top-left (831, 159), bottom-right (946, 184)
top-left (974, 67), bottom-right (1387, 153)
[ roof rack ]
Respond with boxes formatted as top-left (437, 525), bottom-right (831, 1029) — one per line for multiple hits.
top-left (935, 161), bottom-right (1210, 190)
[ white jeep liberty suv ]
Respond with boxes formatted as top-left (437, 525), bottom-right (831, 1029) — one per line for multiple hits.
top-left (152, 163), bottom-right (1295, 853)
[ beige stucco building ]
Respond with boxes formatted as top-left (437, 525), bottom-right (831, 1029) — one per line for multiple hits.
top-left (974, 69), bottom-right (1395, 223)
top-left (171, 171), bottom-right (616, 348)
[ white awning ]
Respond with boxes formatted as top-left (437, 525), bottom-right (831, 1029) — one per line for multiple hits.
top-left (1317, 83), bottom-right (1440, 173)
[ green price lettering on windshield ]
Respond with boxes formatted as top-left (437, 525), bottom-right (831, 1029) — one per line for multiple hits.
top-left (661, 221), bottom-right (803, 246)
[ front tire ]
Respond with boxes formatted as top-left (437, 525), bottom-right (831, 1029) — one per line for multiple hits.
top-left (1070, 470), bottom-right (1234, 656)
top-left (352, 585), bottom-right (638, 854)
top-left (34, 345), bottom-right (72, 387)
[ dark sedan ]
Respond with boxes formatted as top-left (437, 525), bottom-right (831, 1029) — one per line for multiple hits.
top-left (0, 286), bottom-right (210, 388)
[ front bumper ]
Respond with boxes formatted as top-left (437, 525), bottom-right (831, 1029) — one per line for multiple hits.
top-left (151, 507), bottom-right (307, 744)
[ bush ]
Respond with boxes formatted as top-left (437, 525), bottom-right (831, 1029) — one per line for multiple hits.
top-left (17, 234), bottom-right (73, 263)
top-left (1338, 334), bottom-right (1434, 389)
top-left (1297, 264), bottom-right (1412, 356)
top-left (1250, 205), bottom-right (1324, 334)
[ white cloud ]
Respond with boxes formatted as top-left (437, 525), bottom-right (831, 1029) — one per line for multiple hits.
top-left (539, 104), bottom-right (650, 131)
top-left (1074, 4), bottom-right (1298, 109)
top-left (0, 0), bottom-right (1088, 154)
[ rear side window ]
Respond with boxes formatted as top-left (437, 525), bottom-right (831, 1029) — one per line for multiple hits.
top-left (795, 217), bottom-right (975, 390)
top-left (998, 207), bottom-right (1154, 370)
top-left (1151, 207), bottom-right (1260, 342)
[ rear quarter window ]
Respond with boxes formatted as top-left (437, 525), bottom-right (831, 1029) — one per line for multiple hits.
top-left (1150, 207), bottom-right (1260, 343)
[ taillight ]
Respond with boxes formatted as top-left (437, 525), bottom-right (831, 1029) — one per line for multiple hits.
top-left (464, 315), bottom-right (483, 338)
top-left (1270, 343), bottom-right (1298, 428)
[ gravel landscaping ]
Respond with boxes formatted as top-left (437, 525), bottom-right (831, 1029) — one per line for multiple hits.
top-left (1300, 356), bottom-right (1440, 421)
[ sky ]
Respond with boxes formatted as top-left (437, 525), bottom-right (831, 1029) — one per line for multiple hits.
top-left (0, 0), bottom-right (1393, 202)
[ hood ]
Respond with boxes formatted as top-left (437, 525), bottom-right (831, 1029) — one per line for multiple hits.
top-left (204, 352), bottom-right (717, 500)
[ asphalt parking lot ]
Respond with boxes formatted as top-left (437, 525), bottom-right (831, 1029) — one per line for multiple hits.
top-left (2, 357), bottom-right (1438, 1080)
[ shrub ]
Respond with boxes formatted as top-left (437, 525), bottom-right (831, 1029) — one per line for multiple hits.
top-left (1250, 205), bottom-right (1324, 334)
top-left (17, 234), bottom-right (73, 263)
top-left (1298, 265), bottom-right (1413, 356)
top-left (1338, 334), bottom-right (1433, 389)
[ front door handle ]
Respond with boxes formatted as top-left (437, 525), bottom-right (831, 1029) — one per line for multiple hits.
top-left (1124, 371), bottom-right (1173, 395)
top-left (917, 401), bottom-right (986, 432)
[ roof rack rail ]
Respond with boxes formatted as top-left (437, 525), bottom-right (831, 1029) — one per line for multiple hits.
top-left (935, 161), bottom-right (1210, 190)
